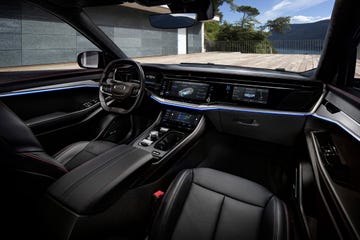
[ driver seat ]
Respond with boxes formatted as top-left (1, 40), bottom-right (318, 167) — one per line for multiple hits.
top-left (0, 101), bottom-right (117, 181)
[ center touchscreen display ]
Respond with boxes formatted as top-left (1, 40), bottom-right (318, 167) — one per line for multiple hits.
top-left (167, 81), bottom-right (209, 101)
top-left (232, 86), bottom-right (269, 104)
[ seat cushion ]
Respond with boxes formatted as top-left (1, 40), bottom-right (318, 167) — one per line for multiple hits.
top-left (54, 140), bottom-right (117, 170)
top-left (150, 168), bottom-right (288, 240)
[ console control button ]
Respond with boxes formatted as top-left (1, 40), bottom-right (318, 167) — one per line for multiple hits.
top-left (139, 139), bottom-right (153, 147)
top-left (152, 151), bottom-right (161, 156)
top-left (160, 127), bottom-right (169, 133)
top-left (149, 131), bottom-right (159, 140)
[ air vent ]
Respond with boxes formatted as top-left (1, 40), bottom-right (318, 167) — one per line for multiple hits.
top-left (145, 72), bottom-right (163, 92)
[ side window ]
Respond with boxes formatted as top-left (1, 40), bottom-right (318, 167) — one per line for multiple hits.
top-left (0, 1), bottom-right (99, 72)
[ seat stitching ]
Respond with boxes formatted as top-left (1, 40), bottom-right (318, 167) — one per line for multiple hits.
top-left (276, 199), bottom-right (280, 240)
top-left (211, 195), bottom-right (225, 240)
top-left (20, 152), bottom-right (68, 172)
top-left (193, 182), bottom-right (266, 208)
top-left (273, 197), bottom-right (277, 240)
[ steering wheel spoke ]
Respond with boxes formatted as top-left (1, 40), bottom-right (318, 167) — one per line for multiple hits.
top-left (100, 83), bottom-right (113, 96)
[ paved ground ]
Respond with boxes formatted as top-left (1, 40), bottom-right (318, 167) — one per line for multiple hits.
top-left (1, 52), bottom-right (359, 77)
top-left (136, 52), bottom-right (322, 73)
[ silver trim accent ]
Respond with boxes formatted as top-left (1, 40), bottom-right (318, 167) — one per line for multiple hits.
top-left (113, 67), bottom-right (119, 83)
top-left (310, 84), bottom-right (327, 114)
top-left (99, 86), bottom-right (113, 96)
top-left (313, 104), bottom-right (360, 142)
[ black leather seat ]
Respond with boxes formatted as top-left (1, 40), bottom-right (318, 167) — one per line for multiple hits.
top-left (0, 101), bottom-right (117, 180)
top-left (53, 140), bottom-right (117, 170)
top-left (150, 168), bottom-right (289, 240)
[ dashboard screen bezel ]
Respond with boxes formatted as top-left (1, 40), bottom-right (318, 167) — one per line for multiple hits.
top-left (232, 86), bottom-right (269, 104)
top-left (165, 80), bottom-right (210, 101)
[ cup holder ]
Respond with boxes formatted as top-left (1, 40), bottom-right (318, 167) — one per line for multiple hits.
top-left (154, 132), bottom-right (184, 151)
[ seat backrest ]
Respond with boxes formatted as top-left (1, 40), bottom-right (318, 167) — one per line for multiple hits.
top-left (0, 101), bottom-right (67, 180)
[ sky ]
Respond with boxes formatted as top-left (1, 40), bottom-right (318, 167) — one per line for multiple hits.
top-left (219, 0), bottom-right (335, 25)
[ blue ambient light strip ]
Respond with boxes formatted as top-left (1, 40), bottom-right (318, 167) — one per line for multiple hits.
top-left (0, 84), bottom-right (98, 97)
top-left (150, 95), bottom-right (310, 116)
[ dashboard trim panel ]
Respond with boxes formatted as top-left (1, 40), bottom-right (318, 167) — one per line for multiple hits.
top-left (150, 94), bottom-right (313, 116)
top-left (313, 105), bottom-right (360, 142)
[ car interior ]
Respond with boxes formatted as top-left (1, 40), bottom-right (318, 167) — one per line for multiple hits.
top-left (0, 0), bottom-right (359, 239)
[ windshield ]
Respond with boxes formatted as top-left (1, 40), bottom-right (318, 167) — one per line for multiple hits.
top-left (85, 0), bottom-right (335, 72)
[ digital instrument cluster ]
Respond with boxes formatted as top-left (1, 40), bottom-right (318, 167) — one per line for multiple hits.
top-left (163, 81), bottom-right (209, 101)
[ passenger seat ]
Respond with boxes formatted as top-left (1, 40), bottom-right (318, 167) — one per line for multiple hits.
top-left (149, 168), bottom-right (289, 240)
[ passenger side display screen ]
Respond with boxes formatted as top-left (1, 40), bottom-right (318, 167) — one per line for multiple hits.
top-left (167, 81), bottom-right (209, 101)
top-left (232, 86), bottom-right (269, 104)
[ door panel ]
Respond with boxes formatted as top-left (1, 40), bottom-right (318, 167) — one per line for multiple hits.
top-left (301, 87), bottom-right (360, 240)
top-left (1, 82), bottom-right (100, 132)
top-left (0, 80), bottom-right (111, 154)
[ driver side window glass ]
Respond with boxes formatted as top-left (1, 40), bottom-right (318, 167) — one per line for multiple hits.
top-left (0, 1), bottom-right (99, 72)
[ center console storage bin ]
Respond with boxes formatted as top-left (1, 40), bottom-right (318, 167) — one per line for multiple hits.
top-left (49, 144), bottom-right (152, 214)
top-left (41, 145), bottom-right (153, 240)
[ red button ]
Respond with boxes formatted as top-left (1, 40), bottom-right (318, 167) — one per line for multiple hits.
top-left (153, 190), bottom-right (164, 199)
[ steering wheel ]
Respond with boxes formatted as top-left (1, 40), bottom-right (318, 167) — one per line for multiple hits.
top-left (99, 59), bottom-right (145, 114)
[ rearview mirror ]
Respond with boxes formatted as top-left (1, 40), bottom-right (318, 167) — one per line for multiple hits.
top-left (77, 51), bottom-right (103, 69)
top-left (149, 13), bottom-right (197, 29)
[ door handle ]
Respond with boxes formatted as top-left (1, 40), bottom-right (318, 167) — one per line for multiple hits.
top-left (233, 118), bottom-right (260, 127)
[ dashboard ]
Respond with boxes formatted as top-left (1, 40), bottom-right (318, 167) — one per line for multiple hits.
top-left (162, 80), bottom-right (270, 105)
top-left (143, 64), bottom-right (324, 113)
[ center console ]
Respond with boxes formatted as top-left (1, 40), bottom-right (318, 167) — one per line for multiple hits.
top-left (133, 108), bottom-right (204, 159)
top-left (42, 108), bottom-right (205, 239)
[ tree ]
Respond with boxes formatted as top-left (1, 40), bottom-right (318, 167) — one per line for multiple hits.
top-left (264, 17), bottom-right (291, 34)
top-left (212, 0), bottom-right (236, 20)
top-left (205, 21), bottom-right (220, 41)
top-left (205, 3), bottom-right (290, 54)
top-left (217, 22), bottom-right (269, 42)
top-left (204, 0), bottom-right (236, 41)
top-left (213, 0), bottom-right (237, 13)
top-left (235, 6), bottom-right (260, 28)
